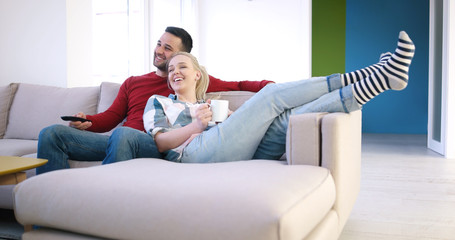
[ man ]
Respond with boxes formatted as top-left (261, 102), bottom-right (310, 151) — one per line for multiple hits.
top-left (37, 26), bottom-right (272, 174)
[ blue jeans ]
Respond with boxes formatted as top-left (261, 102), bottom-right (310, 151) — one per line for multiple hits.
top-left (253, 74), bottom-right (360, 159)
top-left (36, 126), bottom-right (162, 174)
top-left (179, 74), bottom-right (360, 163)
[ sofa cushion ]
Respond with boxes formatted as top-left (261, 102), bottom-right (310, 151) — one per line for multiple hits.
top-left (96, 82), bottom-right (123, 136)
top-left (14, 159), bottom-right (336, 240)
top-left (0, 167), bottom-right (35, 209)
top-left (0, 83), bottom-right (18, 139)
top-left (97, 82), bottom-right (121, 113)
top-left (206, 91), bottom-right (254, 111)
top-left (4, 83), bottom-right (99, 140)
top-left (0, 139), bottom-right (38, 157)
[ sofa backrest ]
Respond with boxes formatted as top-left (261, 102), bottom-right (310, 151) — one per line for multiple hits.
top-left (3, 83), bottom-right (99, 140)
top-left (206, 91), bottom-right (254, 111)
top-left (98, 82), bottom-right (121, 113)
top-left (96, 83), bottom-right (255, 113)
top-left (94, 84), bottom-right (254, 136)
top-left (96, 82), bottom-right (123, 136)
top-left (0, 81), bottom-right (255, 140)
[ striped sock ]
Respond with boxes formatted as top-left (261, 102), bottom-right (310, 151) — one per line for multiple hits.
top-left (352, 31), bottom-right (415, 105)
top-left (341, 52), bottom-right (392, 86)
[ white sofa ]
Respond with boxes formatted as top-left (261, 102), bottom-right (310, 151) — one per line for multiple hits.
top-left (0, 82), bottom-right (255, 208)
top-left (0, 82), bottom-right (120, 209)
top-left (4, 82), bottom-right (361, 239)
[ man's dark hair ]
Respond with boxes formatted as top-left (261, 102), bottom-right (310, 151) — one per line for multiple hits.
top-left (165, 26), bottom-right (193, 53)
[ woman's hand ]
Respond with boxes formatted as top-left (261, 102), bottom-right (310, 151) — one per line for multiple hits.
top-left (154, 104), bottom-right (211, 153)
top-left (195, 103), bottom-right (212, 130)
top-left (207, 99), bottom-right (234, 119)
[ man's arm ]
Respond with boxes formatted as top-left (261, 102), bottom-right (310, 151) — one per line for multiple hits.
top-left (85, 83), bottom-right (129, 133)
top-left (207, 75), bottom-right (273, 93)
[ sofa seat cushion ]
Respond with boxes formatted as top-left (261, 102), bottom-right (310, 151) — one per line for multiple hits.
top-left (14, 159), bottom-right (336, 240)
top-left (0, 139), bottom-right (37, 156)
top-left (0, 169), bottom-right (35, 209)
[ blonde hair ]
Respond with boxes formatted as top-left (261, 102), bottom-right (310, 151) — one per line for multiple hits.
top-left (167, 52), bottom-right (209, 101)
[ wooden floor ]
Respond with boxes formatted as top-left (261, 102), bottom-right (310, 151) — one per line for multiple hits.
top-left (339, 134), bottom-right (455, 240)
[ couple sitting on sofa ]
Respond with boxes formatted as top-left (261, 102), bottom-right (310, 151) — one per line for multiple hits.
top-left (37, 28), bottom-right (415, 173)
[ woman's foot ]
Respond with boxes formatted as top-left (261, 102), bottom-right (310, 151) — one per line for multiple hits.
top-left (352, 31), bottom-right (415, 105)
top-left (382, 31), bottom-right (415, 90)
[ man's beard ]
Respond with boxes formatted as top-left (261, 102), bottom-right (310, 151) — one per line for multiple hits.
top-left (153, 53), bottom-right (167, 72)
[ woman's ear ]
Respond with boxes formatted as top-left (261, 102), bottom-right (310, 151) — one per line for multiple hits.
top-left (196, 71), bottom-right (201, 81)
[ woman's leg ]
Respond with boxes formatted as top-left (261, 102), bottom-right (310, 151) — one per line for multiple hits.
top-left (180, 75), bottom-right (339, 163)
top-left (178, 50), bottom-right (395, 162)
top-left (253, 31), bottom-right (415, 159)
top-left (253, 86), bottom-right (360, 159)
top-left (251, 52), bottom-right (395, 160)
top-left (182, 31), bottom-right (414, 163)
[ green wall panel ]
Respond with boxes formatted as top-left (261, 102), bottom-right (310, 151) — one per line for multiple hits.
top-left (312, 0), bottom-right (346, 76)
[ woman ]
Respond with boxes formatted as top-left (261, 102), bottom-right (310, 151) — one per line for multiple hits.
top-left (144, 31), bottom-right (415, 163)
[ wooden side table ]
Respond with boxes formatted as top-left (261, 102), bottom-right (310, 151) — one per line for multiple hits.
top-left (0, 156), bottom-right (47, 184)
top-left (0, 156), bottom-right (48, 231)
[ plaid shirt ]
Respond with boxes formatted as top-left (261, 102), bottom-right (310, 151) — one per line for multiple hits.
top-left (143, 94), bottom-right (208, 161)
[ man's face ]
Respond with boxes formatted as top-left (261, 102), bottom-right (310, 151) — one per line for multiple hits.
top-left (153, 32), bottom-right (184, 72)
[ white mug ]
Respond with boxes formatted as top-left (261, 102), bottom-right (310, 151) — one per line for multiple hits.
top-left (210, 99), bottom-right (229, 123)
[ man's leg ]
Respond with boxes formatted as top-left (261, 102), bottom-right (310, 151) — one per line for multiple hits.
top-left (102, 127), bottom-right (163, 164)
top-left (37, 125), bottom-right (109, 174)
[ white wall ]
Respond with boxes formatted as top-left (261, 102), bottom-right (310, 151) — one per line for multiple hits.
top-left (0, 0), bottom-right (67, 87)
top-left (0, 0), bottom-right (311, 88)
top-left (197, 0), bottom-right (311, 83)
top-left (66, 0), bottom-right (92, 88)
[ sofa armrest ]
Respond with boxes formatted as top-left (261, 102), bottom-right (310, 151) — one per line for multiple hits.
top-left (320, 111), bottom-right (362, 234)
top-left (286, 111), bottom-right (362, 234)
top-left (286, 112), bottom-right (327, 166)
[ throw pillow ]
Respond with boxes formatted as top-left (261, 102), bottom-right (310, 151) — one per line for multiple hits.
top-left (0, 83), bottom-right (18, 138)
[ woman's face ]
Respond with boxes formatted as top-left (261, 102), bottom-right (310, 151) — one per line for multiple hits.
top-left (168, 55), bottom-right (200, 95)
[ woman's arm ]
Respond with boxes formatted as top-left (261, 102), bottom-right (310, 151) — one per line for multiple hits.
top-left (153, 102), bottom-right (212, 153)
top-left (154, 122), bottom-right (203, 152)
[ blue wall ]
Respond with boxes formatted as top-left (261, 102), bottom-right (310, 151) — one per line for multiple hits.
top-left (345, 0), bottom-right (429, 134)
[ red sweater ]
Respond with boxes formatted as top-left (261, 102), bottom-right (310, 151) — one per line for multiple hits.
top-left (86, 72), bottom-right (272, 132)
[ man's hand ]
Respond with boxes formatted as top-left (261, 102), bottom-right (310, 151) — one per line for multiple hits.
top-left (69, 112), bottom-right (92, 130)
